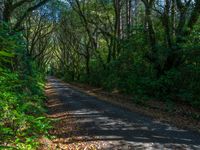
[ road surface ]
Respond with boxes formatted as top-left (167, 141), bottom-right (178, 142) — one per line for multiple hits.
top-left (46, 77), bottom-right (200, 150)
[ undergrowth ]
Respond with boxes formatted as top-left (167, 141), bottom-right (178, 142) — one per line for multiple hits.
top-left (0, 24), bottom-right (51, 150)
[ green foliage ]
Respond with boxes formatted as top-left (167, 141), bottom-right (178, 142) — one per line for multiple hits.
top-left (51, 0), bottom-right (200, 115)
top-left (0, 24), bottom-right (50, 149)
top-left (63, 26), bottom-right (200, 109)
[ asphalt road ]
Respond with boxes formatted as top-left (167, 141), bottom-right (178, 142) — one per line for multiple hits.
top-left (46, 77), bottom-right (200, 150)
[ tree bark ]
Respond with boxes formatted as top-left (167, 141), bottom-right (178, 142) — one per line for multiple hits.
top-left (0, 1), bottom-right (4, 21)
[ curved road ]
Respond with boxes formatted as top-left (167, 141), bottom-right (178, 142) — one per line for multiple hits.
top-left (46, 77), bottom-right (200, 150)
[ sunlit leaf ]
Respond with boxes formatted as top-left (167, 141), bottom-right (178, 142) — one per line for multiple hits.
top-left (0, 51), bottom-right (14, 57)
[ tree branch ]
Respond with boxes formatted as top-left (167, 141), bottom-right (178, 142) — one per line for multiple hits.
top-left (13, 0), bottom-right (50, 30)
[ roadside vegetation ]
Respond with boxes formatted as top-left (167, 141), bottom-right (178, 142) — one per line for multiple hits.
top-left (0, 0), bottom-right (52, 149)
top-left (52, 1), bottom-right (200, 110)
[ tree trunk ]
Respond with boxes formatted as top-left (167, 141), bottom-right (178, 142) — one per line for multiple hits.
top-left (113, 0), bottom-right (121, 59)
top-left (162, 0), bottom-right (172, 48)
top-left (145, 7), bottom-right (156, 50)
top-left (3, 0), bottom-right (12, 22)
top-left (85, 54), bottom-right (90, 78)
top-left (126, 0), bottom-right (132, 37)
top-left (0, 1), bottom-right (4, 21)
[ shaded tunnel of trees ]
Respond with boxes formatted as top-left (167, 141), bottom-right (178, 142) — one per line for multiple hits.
top-left (0, 0), bottom-right (200, 149)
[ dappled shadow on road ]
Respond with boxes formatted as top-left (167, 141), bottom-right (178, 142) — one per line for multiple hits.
top-left (45, 77), bottom-right (200, 150)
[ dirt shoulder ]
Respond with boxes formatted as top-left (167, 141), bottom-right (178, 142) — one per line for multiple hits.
top-left (63, 81), bottom-right (200, 133)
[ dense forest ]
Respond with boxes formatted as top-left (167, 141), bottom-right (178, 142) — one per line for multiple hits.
top-left (0, 0), bottom-right (200, 149)
top-left (52, 0), bottom-right (200, 107)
